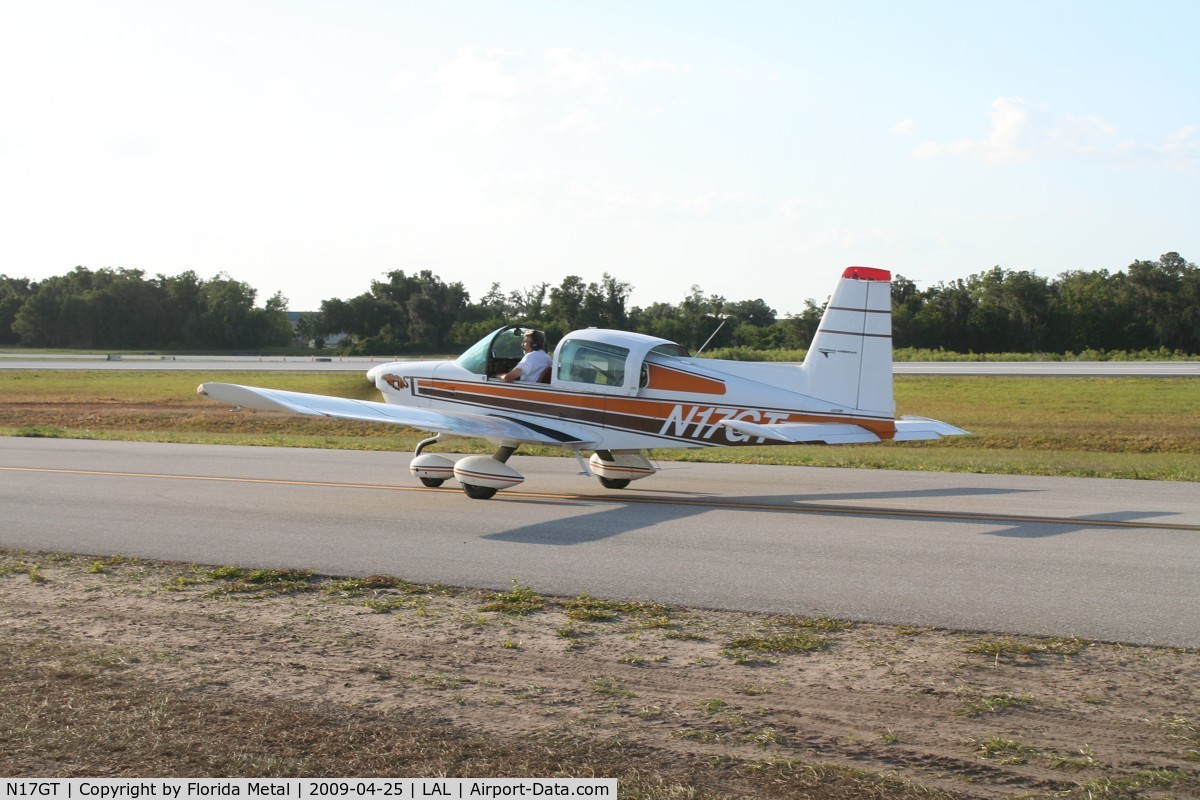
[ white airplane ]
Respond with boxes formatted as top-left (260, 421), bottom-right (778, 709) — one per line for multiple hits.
top-left (198, 267), bottom-right (967, 499)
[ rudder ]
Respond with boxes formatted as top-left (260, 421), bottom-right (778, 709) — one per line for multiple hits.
top-left (800, 267), bottom-right (894, 415)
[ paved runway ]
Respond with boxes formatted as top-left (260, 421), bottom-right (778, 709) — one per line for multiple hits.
top-left (2, 437), bottom-right (1198, 647)
top-left (1, 354), bottom-right (1197, 376)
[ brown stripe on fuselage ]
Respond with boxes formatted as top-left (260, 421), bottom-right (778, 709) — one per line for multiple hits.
top-left (414, 378), bottom-right (896, 445)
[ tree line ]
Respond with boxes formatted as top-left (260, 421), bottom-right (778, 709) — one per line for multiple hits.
top-left (1, 252), bottom-right (1196, 354)
top-left (0, 268), bottom-right (294, 350)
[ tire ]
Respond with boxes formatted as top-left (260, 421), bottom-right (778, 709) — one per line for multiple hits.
top-left (598, 477), bottom-right (631, 490)
top-left (419, 477), bottom-right (446, 488)
top-left (462, 483), bottom-right (499, 500)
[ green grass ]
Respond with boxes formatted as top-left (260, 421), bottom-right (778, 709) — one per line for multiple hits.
top-left (700, 346), bottom-right (1200, 362)
top-left (973, 736), bottom-right (1040, 765)
top-left (965, 635), bottom-right (1088, 661)
top-left (2, 370), bottom-right (1198, 480)
top-left (563, 594), bottom-right (672, 622)
top-left (958, 693), bottom-right (1036, 717)
top-left (478, 581), bottom-right (546, 616)
top-left (724, 631), bottom-right (829, 657)
top-left (0, 369), bottom-right (376, 404)
top-left (204, 566), bottom-right (318, 597)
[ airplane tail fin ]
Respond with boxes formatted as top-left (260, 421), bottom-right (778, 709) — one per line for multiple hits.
top-left (800, 266), bottom-right (895, 416)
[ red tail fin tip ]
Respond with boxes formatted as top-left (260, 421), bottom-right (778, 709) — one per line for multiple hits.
top-left (842, 266), bottom-right (891, 281)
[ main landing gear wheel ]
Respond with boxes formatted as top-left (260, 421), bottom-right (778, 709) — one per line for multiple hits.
top-left (419, 477), bottom-right (446, 488)
top-left (462, 484), bottom-right (499, 500)
top-left (598, 477), bottom-right (631, 489)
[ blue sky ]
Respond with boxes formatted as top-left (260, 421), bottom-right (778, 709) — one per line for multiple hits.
top-left (2, 1), bottom-right (1196, 314)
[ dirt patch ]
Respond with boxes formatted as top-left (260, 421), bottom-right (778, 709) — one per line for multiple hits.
top-left (1, 552), bottom-right (1197, 798)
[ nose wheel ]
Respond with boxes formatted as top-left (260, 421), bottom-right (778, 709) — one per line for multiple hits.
top-left (462, 484), bottom-right (499, 500)
top-left (589, 451), bottom-right (656, 490)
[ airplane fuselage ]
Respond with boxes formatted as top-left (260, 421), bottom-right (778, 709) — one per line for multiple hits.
top-left (368, 350), bottom-right (895, 452)
top-left (200, 269), bottom-right (966, 498)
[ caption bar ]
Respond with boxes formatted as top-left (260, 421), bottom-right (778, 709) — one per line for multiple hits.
top-left (3, 781), bottom-right (616, 800)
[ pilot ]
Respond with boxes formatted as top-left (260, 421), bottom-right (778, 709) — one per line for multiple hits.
top-left (499, 329), bottom-right (552, 382)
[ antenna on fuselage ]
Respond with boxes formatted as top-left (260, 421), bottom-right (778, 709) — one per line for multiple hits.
top-left (695, 315), bottom-right (730, 355)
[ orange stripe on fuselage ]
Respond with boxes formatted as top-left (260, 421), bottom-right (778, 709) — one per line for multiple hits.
top-left (418, 379), bottom-right (897, 441)
top-left (645, 363), bottom-right (726, 395)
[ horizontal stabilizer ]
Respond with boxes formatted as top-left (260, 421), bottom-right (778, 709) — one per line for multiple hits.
top-left (892, 416), bottom-right (971, 441)
top-left (197, 382), bottom-right (596, 446)
top-left (719, 419), bottom-right (883, 444)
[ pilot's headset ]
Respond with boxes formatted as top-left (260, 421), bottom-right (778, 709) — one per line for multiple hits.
top-left (526, 329), bottom-right (547, 351)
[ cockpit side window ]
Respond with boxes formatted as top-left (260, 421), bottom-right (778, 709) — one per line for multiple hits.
top-left (556, 339), bottom-right (630, 387)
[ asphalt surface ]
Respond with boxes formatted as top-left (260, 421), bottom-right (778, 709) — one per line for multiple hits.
top-left (1, 354), bottom-right (1198, 376)
top-left (2, 437), bottom-right (1197, 647)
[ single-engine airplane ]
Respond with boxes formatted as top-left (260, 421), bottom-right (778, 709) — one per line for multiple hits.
top-left (198, 267), bottom-right (968, 499)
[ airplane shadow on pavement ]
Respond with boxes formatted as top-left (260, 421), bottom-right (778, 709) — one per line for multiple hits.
top-left (483, 485), bottom-right (1189, 545)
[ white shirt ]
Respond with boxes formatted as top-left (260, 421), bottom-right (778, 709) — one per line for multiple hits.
top-left (513, 349), bottom-right (552, 382)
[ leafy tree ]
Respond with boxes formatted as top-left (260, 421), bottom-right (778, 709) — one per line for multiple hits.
top-left (13, 267), bottom-right (93, 347)
top-left (319, 269), bottom-right (467, 354)
top-left (1123, 252), bottom-right (1200, 351)
top-left (628, 301), bottom-right (687, 345)
top-left (406, 271), bottom-right (468, 352)
top-left (1052, 269), bottom-right (1129, 352)
top-left (294, 312), bottom-right (324, 348)
top-left (509, 282), bottom-right (548, 320)
top-left (547, 275), bottom-right (588, 333)
top-left (968, 268), bottom-right (1053, 351)
top-left (724, 298), bottom-right (777, 329)
top-left (778, 299), bottom-right (825, 349)
top-left (0, 276), bottom-right (33, 345)
top-left (4, 255), bottom-right (1197, 355)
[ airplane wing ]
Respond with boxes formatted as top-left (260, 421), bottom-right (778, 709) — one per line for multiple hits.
top-left (197, 382), bottom-right (597, 446)
top-left (719, 415), bottom-right (969, 444)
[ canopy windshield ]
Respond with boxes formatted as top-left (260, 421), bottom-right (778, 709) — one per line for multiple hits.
top-left (455, 325), bottom-right (538, 376)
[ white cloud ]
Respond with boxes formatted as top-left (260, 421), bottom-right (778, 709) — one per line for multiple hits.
top-left (719, 66), bottom-right (781, 84)
top-left (1147, 125), bottom-right (1200, 173)
top-left (892, 119), bottom-right (919, 135)
top-left (602, 188), bottom-right (755, 220)
top-left (915, 97), bottom-right (1199, 173)
top-left (777, 196), bottom-right (825, 219)
top-left (389, 70), bottom-right (419, 94)
top-left (1164, 125), bottom-right (1199, 150)
top-left (915, 96), bottom-right (1031, 164)
top-left (792, 226), bottom-right (900, 255)
top-left (473, 170), bottom-right (748, 222)
top-left (554, 105), bottom-right (600, 134)
top-left (1046, 112), bottom-right (1117, 154)
top-left (544, 48), bottom-right (611, 100)
top-left (540, 48), bottom-right (685, 135)
top-left (424, 46), bottom-right (523, 135)
top-left (620, 57), bottom-right (679, 75)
